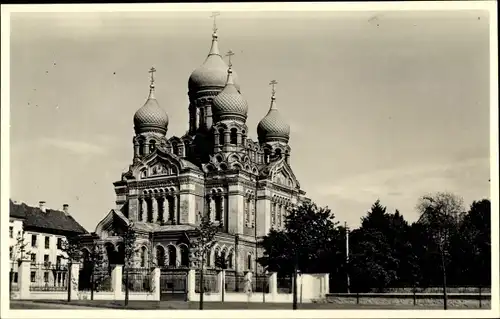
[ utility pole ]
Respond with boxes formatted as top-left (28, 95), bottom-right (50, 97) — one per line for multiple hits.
top-left (345, 222), bottom-right (350, 294)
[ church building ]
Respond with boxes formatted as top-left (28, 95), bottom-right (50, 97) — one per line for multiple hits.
top-left (90, 22), bottom-right (309, 275)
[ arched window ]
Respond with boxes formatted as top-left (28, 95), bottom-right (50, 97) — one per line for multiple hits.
top-left (167, 246), bottom-right (177, 267)
top-left (199, 107), bottom-right (205, 128)
top-left (172, 143), bottom-right (179, 156)
top-left (215, 196), bottom-right (223, 221)
top-left (156, 246), bottom-right (165, 267)
top-left (140, 246), bottom-right (147, 267)
top-left (275, 148), bottom-right (282, 159)
top-left (180, 245), bottom-right (190, 267)
top-left (149, 140), bottom-right (156, 153)
top-left (218, 129), bottom-right (225, 145)
top-left (228, 251), bottom-right (234, 269)
top-left (139, 141), bottom-right (144, 156)
top-left (206, 248), bottom-right (211, 267)
top-left (230, 128), bottom-right (238, 145)
top-left (247, 254), bottom-right (252, 271)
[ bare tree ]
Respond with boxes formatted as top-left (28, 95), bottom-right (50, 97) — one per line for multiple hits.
top-left (416, 192), bottom-right (464, 310)
top-left (190, 212), bottom-right (222, 310)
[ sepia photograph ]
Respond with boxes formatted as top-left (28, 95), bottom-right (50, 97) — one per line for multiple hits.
top-left (1, 2), bottom-right (498, 318)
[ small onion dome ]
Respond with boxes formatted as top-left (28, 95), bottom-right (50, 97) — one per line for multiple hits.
top-left (188, 32), bottom-right (240, 93)
top-left (212, 67), bottom-right (248, 122)
top-left (257, 93), bottom-right (290, 144)
top-left (133, 83), bottom-right (169, 135)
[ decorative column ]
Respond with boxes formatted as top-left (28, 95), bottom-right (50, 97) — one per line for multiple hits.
top-left (143, 142), bottom-right (149, 156)
top-left (172, 195), bottom-right (178, 224)
top-left (162, 195), bottom-right (168, 223)
top-left (141, 197), bottom-right (148, 222)
top-left (251, 197), bottom-right (256, 228)
top-left (210, 195), bottom-right (216, 222)
top-left (224, 131), bottom-right (230, 146)
top-left (134, 142), bottom-right (139, 157)
top-left (152, 197), bottom-right (158, 223)
top-left (236, 132), bottom-right (242, 145)
top-left (220, 194), bottom-right (225, 225)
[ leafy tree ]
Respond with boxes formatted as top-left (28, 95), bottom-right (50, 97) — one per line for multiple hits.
top-left (60, 234), bottom-right (84, 302)
top-left (416, 192), bottom-right (464, 309)
top-left (258, 202), bottom-right (340, 309)
top-left (88, 237), bottom-right (106, 300)
top-left (11, 230), bottom-right (31, 262)
top-left (452, 199), bottom-right (491, 287)
top-left (190, 212), bottom-right (222, 310)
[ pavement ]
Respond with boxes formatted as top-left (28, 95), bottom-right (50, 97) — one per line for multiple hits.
top-left (10, 300), bottom-right (107, 310)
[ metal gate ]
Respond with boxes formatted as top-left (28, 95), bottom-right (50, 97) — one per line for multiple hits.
top-left (159, 268), bottom-right (189, 301)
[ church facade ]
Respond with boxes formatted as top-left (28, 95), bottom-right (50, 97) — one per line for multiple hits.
top-left (91, 27), bottom-right (309, 275)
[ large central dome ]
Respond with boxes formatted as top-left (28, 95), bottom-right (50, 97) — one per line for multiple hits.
top-left (188, 33), bottom-right (240, 93)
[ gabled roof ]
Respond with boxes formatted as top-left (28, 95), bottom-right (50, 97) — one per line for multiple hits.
top-left (9, 200), bottom-right (88, 235)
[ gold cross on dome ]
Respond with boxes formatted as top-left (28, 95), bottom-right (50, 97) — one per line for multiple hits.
top-left (269, 80), bottom-right (278, 96)
top-left (210, 12), bottom-right (220, 33)
top-left (225, 50), bottom-right (235, 67)
top-left (149, 67), bottom-right (156, 85)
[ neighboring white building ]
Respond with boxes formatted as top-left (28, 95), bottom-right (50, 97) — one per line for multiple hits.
top-left (9, 200), bottom-right (88, 288)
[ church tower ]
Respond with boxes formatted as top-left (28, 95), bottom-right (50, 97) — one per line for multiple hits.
top-left (187, 13), bottom-right (240, 164)
top-left (132, 67), bottom-right (169, 163)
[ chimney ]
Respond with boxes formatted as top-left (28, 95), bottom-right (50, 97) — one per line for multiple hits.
top-left (39, 201), bottom-right (46, 213)
top-left (63, 204), bottom-right (69, 215)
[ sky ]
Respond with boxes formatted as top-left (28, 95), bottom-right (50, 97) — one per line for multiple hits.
top-left (8, 9), bottom-right (491, 232)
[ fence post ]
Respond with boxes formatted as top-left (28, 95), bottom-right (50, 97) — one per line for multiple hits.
top-left (70, 263), bottom-right (80, 300)
top-left (151, 268), bottom-right (160, 301)
top-left (217, 270), bottom-right (224, 302)
top-left (268, 272), bottom-right (277, 301)
top-left (111, 265), bottom-right (123, 300)
top-left (187, 269), bottom-right (196, 301)
top-left (220, 270), bottom-right (225, 302)
top-left (18, 259), bottom-right (31, 300)
top-left (324, 273), bottom-right (330, 296)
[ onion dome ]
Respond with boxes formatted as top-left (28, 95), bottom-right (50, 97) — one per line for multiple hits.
top-left (188, 32), bottom-right (240, 93)
top-left (134, 68), bottom-right (169, 135)
top-left (212, 66), bottom-right (248, 122)
top-left (257, 86), bottom-right (290, 144)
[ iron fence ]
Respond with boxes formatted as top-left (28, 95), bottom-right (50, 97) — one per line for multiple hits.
top-left (9, 262), bottom-right (19, 293)
top-left (29, 263), bottom-right (68, 291)
top-left (195, 268), bottom-right (219, 293)
top-left (253, 274), bottom-right (269, 293)
top-left (78, 266), bottom-right (113, 292)
top-left (277, 276), bottom-right (293, 294)
top-left (122, 267), bottom-right (153, 292)
top-left (224, 270), bottom-right (245, 292)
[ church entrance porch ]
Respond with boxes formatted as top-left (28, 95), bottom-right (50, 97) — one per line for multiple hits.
top-left (159, 268), bottom-right (189, 301)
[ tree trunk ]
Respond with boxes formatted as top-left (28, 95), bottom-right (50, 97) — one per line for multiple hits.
top-left (199, 254), bottom-right (204, 310)
top-left (90, 269), bottom-right (94, 301)
top-left (292, 262), bottom-right (298, 310)
top-left (67, 262), bottom-right (72, 302)
top-left (440, 247), bottom-right (448, 310)
top-left (124, 265), bottom-right (129, 306)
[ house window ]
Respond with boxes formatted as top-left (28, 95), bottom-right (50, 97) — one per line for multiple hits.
top-left (57, 238), bottom-right (62, 249)
top-left (31, 253), bottom-right (36, 264)
top-left (9, 247), bottom-right (13, 259)
top-left (44, 272), bottom-right (49, 283)
top-left (230, 128), bottom-right (238, 145)
top-left (44, 254), bottom-right (49, 265)
top-left (30, 271), bottom-right (36, 283)
top-left (31, 235), bottom-right (37, 247)
top-left (247, 254), bottom-right (252, 270)
top-left (45, 237), bottom-right (50, 249)
top-left (56, 256), bottom-right (62, 268)
top-left (13, 272), bottom-right (18, 283)
top-left (9, 227), bottom-right (13, 238)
